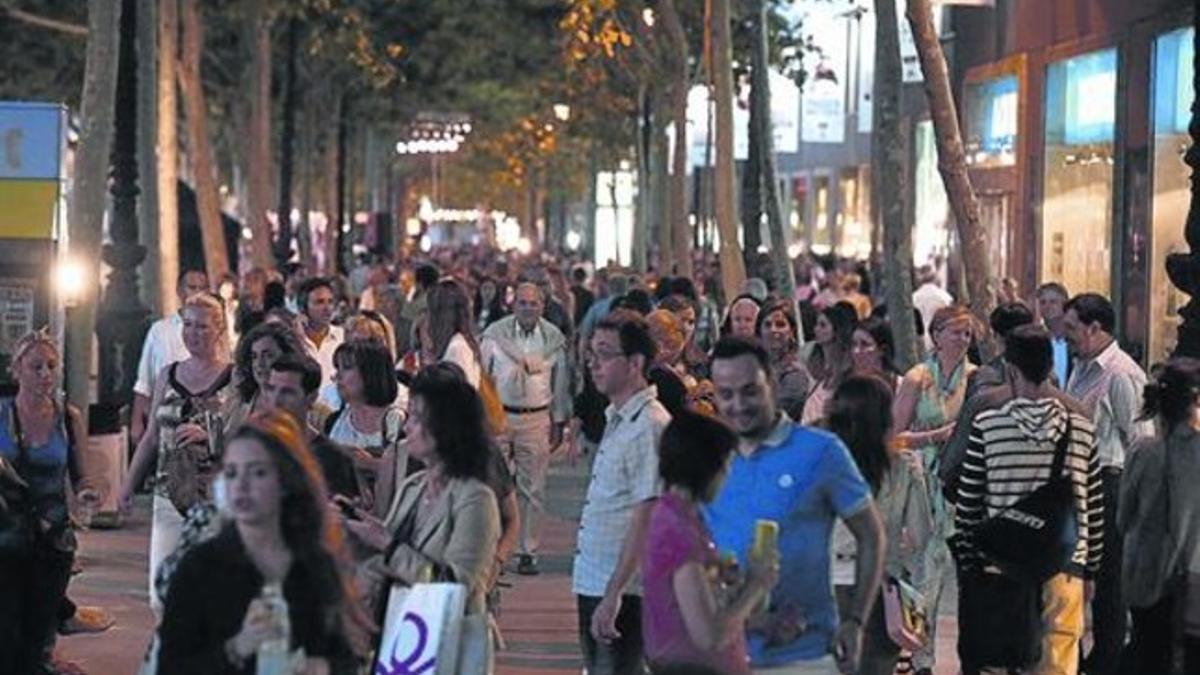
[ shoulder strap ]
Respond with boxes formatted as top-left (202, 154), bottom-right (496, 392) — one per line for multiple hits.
top-left (1051, 413), bottom-right (1073, 480)
top-left (323, 404), bottom-right (346, 436)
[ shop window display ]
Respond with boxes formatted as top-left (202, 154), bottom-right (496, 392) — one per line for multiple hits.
top-left (1041, 48), bottom-right (1118, 298)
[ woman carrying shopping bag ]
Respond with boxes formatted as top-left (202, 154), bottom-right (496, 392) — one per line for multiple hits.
top-left (345, 365), bottom-right (501, 673)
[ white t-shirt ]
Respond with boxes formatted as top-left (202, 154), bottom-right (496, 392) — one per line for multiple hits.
top-left (441, 332), bottom-right (481, 389)
top-left (134, 314), bottom-right (189, 397)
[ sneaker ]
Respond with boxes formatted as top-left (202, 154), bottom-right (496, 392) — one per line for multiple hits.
top-left (60, 605), bottom-right (115, 635)
top-left (516, 554), bottom-right (539, 576)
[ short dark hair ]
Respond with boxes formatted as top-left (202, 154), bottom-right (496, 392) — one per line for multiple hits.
top-left (710, 335), bottom-right (772, 379)
top-left (596, 309), bottom-right (657, 376)
top-left (571, 266), bottom-right (588, 283)
top-left (177, 269), bottom-right (207, 289)
top-left (658, 410), bottom-right (738, 499)
top-left (415, 264), bottom-right (440, 289)
top-left (612, 289), bottom-right (654, 316)
top-left (1004, 325), bottom-right (1054, 384)
top-left (297, 277), bottom-right (336, 313)
top-left (989, 302), bottom-right (1035, 340)
top-left (332, 339), bottom-right (398, 406)
top-left (1065, 293), bottom-right (1115, 334)
top-left (409, 366), bottom-right (492, 481)
top-left (270, 352), bottom-right (323, 395)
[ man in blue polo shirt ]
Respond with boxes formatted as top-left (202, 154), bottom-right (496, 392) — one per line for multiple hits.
top-left (706, 337), bottom-right (885, 674)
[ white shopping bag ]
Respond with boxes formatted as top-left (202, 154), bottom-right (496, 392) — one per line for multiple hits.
top-left (374, 582), bottom-right (467, 675)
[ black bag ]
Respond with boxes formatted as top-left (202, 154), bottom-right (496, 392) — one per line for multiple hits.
top-left (957, 570), bottom-right (1042, 669)
top-left (972, 417), bottom-right (1079, 583)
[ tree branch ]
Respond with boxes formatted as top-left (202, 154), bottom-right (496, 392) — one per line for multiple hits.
top-left (2, 5), bottom-right (88, 37)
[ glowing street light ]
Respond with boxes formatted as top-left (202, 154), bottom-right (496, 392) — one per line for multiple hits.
top-left (553, 103), bottom-right (571, 122)
top-left (642, 7), bottom-right (656, 27)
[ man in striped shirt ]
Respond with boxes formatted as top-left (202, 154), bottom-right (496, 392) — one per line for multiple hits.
top-left (955, 325), bottom-right (1102, 675)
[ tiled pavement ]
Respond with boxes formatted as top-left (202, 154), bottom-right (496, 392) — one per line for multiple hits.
top-left (56, 456), bottom-right (964, 674)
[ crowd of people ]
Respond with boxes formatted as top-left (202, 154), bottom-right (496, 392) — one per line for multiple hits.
top-left (2, 241), bottom-right (1199, 675)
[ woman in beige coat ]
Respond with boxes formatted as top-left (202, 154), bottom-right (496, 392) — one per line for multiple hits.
top-left (345, 365), bottom-right (501, 666)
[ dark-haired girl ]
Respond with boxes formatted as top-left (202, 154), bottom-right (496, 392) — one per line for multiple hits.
top-left (827, 375), bottom-right (931, 675)
top-left (157, 411), bottom-right (368, 674)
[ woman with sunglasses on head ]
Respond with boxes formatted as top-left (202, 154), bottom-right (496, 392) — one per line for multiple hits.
top-left (121, 292), bottom-right (236, 615)
top-left (0, 330), bottom-right (94, 675)
top-left (157, 410), bottom-right (368, 674)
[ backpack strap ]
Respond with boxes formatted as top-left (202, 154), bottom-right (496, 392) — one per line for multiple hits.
top-left (1050, 413), bottom-right (1073, 480)
top-left (322, 403), bottom-right (346, 437)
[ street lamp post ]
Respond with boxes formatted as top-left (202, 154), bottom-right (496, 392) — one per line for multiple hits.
top-left (97, 0), bottom-right (150, 407)
top-left (1168, 17), bottom-right (1200, 358)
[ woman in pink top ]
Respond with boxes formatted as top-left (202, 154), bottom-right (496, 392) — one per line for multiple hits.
top-left (642, 411), bottom-right (779, 674)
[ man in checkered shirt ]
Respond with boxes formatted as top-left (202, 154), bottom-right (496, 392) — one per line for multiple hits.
top-left (573, 309), bottom-right (671, 674)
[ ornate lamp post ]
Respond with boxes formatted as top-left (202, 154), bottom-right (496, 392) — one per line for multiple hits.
top-left (96, 0), bottom-right (150, 406)
top-left (1168, 16), bottom-right (1200, 358)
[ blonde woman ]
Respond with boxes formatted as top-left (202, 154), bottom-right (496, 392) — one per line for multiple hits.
top-left (120, 293), bottom-right (235, 614)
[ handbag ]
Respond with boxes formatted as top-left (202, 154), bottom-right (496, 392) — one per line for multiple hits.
top-left (883, 575), bottom-right (928, 651)
top-left (375, 582), bottom-right (479, 675)
top-left (971, 416), bottom-right (1079, 583)
top-left (957, 569), bottom-right (1042, 669)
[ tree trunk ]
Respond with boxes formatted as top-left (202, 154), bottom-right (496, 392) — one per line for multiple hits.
top-left (742, 80), bottom-right (763, 259)
top-left (334, 90), bottom-right (350, 275)
top-left (632, 86), bottom-right (650, 273)
top-left (66, 0), bottom-right (122, 413)
top-left (652, 115), bottom-right (673, 270)
top-left (753, 0), bottom-right (796, 306)
top-left (710, 0), bottom-right (747, 303)
top-left (244, 0), bottom-right (273, 270)
top-left (906, 0), bottom-right (993, 324)
top-left (275, 16), bottom-right (300, 267)
top-left (179, 0), bottom-right (229, 281)
top-left (658, 0), bottom-right (692, 279)
top-left (584, 145), bottom-right (598, 262)
top-left (876, 0), bottom-right (919, 370)
top-left (135, 0), bottom-right (160, 315)
top-left (155, 0), bottom-right (179, 313)
top-left (297, 78), bottom-right (313, 268)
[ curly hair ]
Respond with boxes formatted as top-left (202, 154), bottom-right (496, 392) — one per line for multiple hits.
top-left (234, 321), bottom-right (304, 403)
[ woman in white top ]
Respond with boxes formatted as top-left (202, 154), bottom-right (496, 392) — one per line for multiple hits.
top-left (425, 278), bottom-right (483, 389)
top-left (326, 339), bottom-right (407, 516)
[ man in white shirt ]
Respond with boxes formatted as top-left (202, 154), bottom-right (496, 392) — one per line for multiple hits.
top-left (1037, 281), bottom-right (1072, 387)
top-left (481, 283), bottom-right (571, 576)
top-left (574, 309), bottom-right (670, 675)
top-left (1064, 293), bottom-right (1150, 675)
top-left (912, 264), bottom-right (953, 351)
top-left (130, 269), bottom-right (209, 443)
top-left (297, 277), bottom-right (344, 387)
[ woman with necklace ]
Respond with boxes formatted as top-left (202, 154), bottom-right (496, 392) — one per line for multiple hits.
top-left (121, 293), bottom-right (235, 615)
top-left (0, 329), bottom-right (92, 675)
top-left (890, 304), bottom-right (975, 675)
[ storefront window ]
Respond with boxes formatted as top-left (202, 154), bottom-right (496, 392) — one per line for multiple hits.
top-left (1041, 48), bottom-right (1117, 298)
top-left (1148, 27), bottom-right (1194, 364)
top-left (838, 168), bottom-right (871, 259)
top-left (914, 120), bottom-right (950, 267)
top-left (965, 74), bottom-right (1019, 168)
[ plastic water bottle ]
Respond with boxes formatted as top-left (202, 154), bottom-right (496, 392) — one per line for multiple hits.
top-left (256, 582), bottom-right (291, 675)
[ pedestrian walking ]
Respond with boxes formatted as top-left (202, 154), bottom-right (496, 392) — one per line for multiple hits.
top-left (1118, 357), bottom-right (1200, 674)
top-left (481, 282), bottom-right (572, 576)
top-left (642, 410), bottom-right (779, 675)
top-left (891, 304), bottom-right (975, 675)
top-left (121, 293), bottom-right (235, 615)
top-left (757, 299), bottom-right (812, 421)
top-left (827, 375), bottom-right (932, 675)
top-left (707, 336), bottom-right (885, 674)
top-left (425, 278), bottom-right (484, 388)
top-left (0, 329), bottom-right (95, 675)
top-left (226, 321), bottom-right (304, 433)
top-left (575, 309), bottom-right (671, 675)
top-left (953, 325), bottom-right (1102, 675)
top-left (849, 317), bottom-right (901, 391)
top-left (297, 277), bottom-right (345, 387)
top-left (800, 302), bottom-right (856, 426)
top-left (157, 411), bottom-right (368, 674)
top-left (1063, 293), bottom-right (1150, 674)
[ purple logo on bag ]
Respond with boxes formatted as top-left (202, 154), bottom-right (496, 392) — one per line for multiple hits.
top-left (375, 612), bottom-right (436, 675)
